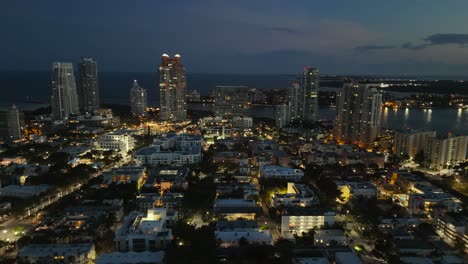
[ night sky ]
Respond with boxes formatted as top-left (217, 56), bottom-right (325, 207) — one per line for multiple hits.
top-left (3, 0), bottom-right (468, 75)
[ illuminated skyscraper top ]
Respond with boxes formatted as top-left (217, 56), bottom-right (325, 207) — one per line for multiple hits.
top-left (158, 54), bottom-right (187, 121)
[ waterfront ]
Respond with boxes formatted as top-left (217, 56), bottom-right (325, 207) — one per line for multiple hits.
top-left (320, 107), bottom-right (468, 135)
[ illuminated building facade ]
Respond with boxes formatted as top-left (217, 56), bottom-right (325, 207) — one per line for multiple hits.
top-left (333, 83), bottom-right (382, 148)
top-left (159, 54), bottom-right (187, 121)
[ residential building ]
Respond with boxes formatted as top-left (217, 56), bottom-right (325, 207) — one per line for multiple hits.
top-left (335, 252), bottom-right (362, 264)
top-left (213, 199), bottom-right (261, 220)
top-left (272, 182), bottom-right (318, 208)
top-left (281, 208), bottom-right (335, 239)
top-left (215, 230), bottom-right (273, 247)
top-left (130, 80), bottom-right (147, 116)
top-left (159, 54), bottom-right (187, 121)
top-left (103, 166), bottom-right (147, 188)
top-left (435, 214), bottom-right (466, 248)
top-left (337, 182), bottom-right (377, 202)
top-left (0, 184), bottom-right (49, 199)
top-left (314, 230), bottom-right (347, 246)
top-left (51, 62), bottom-right (79, 120)
top-left (394, 130), bottom-right (437, 159)
top-left (133, 133), bottom-right (202, 166)
top-left (98, 130), bottom-right (135, 154)
top-left (96, 251), bottom-right (165, 264)
top-left (425, 134), bottom-right (468, 170)
top-left (213, 86), bottom-right (251, 118)
top-left (0, 105), bottom-right (23, 142)
top-left (232, 117), bottom-right (253, 129)
top-left (276, 104), bottom-right (289, 129)
top-left (114, 208), bottom-right (175, 252)
top-left (77, 57), bottom-right (100, 112)
top-left (333, 83), bottom-right (382, 148)
top-left (287, 82), bottom-right (303, 124)
top-left (259, 165), bottom-right (304, 182)
top-left (302, 67), bottom-right (319, 123)
top-left (18, 243), bottom-right (96, 264)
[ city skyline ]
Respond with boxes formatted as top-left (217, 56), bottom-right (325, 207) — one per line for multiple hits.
top-left (3, 1), bottom-right (468, 75)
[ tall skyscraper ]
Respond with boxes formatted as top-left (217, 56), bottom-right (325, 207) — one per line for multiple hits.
top-left (77, 57), bottom-right (100, 112)
top-left (159, 54), bottom-right (187, 121)
top-left (51, 62), bottom-right (79, 120)
top-left (130, 80), bottom-right (147, 116)
top-left (302, 67), bottom-right (319, 123)
top-left (213, 86), bottom-right (251, 118)
top-left (287, 82), bottom-right (303, 124)
top-left (333, 83), bottom-right (382, 148)
top-left (0, 105), bottom-right (23, 142)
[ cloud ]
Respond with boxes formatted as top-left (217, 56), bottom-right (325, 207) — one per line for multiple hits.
top-left (424, 33), bottom-right (468, 46)
top-left (354, 44), bottom-right (396, 52)
top-left (400, 42), bottom-right (427, 50)
top-left (358, 33), bottom-right (468, 53)
top-left (266, 26), bottom-right (302, 35)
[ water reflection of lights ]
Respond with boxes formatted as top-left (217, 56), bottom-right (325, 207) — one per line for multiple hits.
top-left (426, 109), bottom-right (432, 123)
top-left (404, 108), bottom-right (409, 120)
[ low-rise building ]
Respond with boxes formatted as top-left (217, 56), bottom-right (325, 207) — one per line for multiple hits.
top-left (98, 130), bottom-right (135, 154)
top-left (215, 230), bottom-right (273, 247)
top-left (281, 208), bottom-right (335, 239)
top-left (114, 208), bottom-right (175, 252)
top-left (334, 252), bottom-right (362, 264)
top-left (0, 184), bottom-right (49, 199)
top-left (337, 181), bottom-right (377, 202)
top-left (259, 165), bottom-right (304, 182)
top-left (134, 133), bottom-right (202, 166)
top-left (314, 230), bottom-right (347, 246)
top-left (96, 251), bottom-right (165, 264)
top-left (213, 199), bottom-right (261, 221)
top-left (103, 166), bottom-right (147, 188)
top-left (272, 182), bottom-right (318, 208)
top-left (18, 243), bottom-right (96, 264)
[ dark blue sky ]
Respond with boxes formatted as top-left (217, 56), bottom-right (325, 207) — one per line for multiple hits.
top-left (3, 0), bottom-right (468, 75)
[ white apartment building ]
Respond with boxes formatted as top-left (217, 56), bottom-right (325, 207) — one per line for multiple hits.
top-left (114, 208), bottom-right (176, 252)
top-left (18, 243), bottom-right (96, 264)
top-left (281, 209), bottom-right (335, 239)
top-left (394, 130), bottom-right (436, 159)
top-left (259, 165), bottom-right (304, 182)
top-left (98, 130), bottom-right (135, 154)
top-left (133, 133), bottom-right (202, 166)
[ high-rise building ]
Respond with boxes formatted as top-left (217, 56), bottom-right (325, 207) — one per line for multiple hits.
top-left (287, 82), bottom-right (303, 124)
top-left (425, 134), bottom-right (468, 170)
top-left (302, 67), bottom-right (319, 123)
top-left (333, 83), bottom-right (382, 148)
top-left (130, 80), bottom-right (147, 116)
top-left (51, 62), bottom-right (79, 120)
top-left (394, 130), bottom-right (437, 158)
top-left (77, 57), bottom-right (100, 112)
top-left (213, 86), bottom-right (251, 118)
top-left (0, 105), bottom-right (23, 142)
top-left (159, 54), bottom-right (186, 121)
